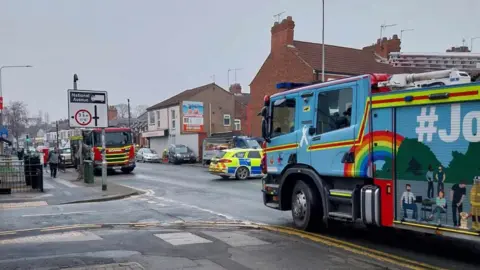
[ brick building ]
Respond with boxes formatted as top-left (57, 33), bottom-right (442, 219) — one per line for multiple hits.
top-left (145, 83), bottom-right (236, 157)
top-left (230, 83), bottom-right (251, 135)
top-left (249, 16), bottom-right (412, 137)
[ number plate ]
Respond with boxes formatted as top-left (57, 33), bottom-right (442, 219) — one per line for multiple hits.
top-left (113, 166), bottom-right (121, 170)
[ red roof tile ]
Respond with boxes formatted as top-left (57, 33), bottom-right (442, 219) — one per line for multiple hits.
top-left (147, 83), bottom-right (217, 111)
top-left (291, 40), bottom-right (417, 75)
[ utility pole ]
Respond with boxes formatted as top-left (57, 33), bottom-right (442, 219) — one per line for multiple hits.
top-left (127, 98), bottom-right (131, 128)
top-left (73, 74), bottom-right (83, 174)
top-left (55, 121), bottom-right (59, 149)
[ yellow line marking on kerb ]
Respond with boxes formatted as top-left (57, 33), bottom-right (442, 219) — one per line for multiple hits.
top-left (260, 225), bottom-right (446, 270)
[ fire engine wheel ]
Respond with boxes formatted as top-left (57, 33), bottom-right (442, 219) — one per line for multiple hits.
top-left (235, 167), bottom-right (250, 180)
top-left (291, 180), bottom-right (320, 231)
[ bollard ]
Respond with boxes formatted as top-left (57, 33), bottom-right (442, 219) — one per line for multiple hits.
top-left (84, 160), bottom-right (94, 184)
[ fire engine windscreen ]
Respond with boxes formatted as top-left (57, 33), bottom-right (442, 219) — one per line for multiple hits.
top-left (93, 131), bottom-right (133, 147)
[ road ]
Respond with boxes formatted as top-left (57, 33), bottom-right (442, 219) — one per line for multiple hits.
top-left (0, 162), bottom-right (479, 269)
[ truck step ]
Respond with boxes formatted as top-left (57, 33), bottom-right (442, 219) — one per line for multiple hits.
top-left (328, 189), bottom-right (354, 204)
top-left (329, 189), bottom-right (353, 198)
top-left (328, 211), bottom-right (354, 221)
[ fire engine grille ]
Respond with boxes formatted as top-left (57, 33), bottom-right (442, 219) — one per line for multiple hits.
top-left (106, 153), bottom-right (128, 164)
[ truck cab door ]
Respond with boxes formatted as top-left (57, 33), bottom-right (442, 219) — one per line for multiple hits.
top-left (266, 93), bottom-right (298, 175)
top-left (296, 92), bottom-right (315, 165)
top-left (310, 84), bottom-right (357, 176)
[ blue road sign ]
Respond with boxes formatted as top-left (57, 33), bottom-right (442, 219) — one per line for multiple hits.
top-left (0, 126), bottom-right (8, 138)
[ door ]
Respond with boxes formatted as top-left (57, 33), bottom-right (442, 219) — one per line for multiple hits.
top-left (246, 150), bottom-right (262, 176)
top-left (296, 92), bottom-right (315, 165)
top-left (267, 93), bottom-right (299, 175)
top-left (310, 85), bottom-right (356, 176)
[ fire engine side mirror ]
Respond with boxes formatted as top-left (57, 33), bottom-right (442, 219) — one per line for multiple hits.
top-left (308, 126), bottom-right (316, 136)
top-left (261, 119), bottom-right (268, 140)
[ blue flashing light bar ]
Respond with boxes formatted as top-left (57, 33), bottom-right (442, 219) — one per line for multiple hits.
top-left (276, 82), bottom-right (311, 90)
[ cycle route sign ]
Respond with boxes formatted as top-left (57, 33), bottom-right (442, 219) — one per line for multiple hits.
top-left (67, 89), bottom-right (109, 128)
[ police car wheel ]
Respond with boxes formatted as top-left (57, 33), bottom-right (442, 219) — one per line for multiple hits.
top-left (235, 167), bottom-right (249, 180)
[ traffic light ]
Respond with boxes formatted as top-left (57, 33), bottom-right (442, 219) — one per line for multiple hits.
top-left (25, 135), bottom-right (30, 143)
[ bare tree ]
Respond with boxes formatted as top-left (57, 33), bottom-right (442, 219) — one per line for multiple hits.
top-left (133, 105), bottom-right (148, 118)
top-left (4, 101), bottom-right (29, 148)
top-left (115, 103), bottom-right (129, 118)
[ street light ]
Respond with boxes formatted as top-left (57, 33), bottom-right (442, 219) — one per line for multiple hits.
top-left (321, 0), bottom-right (325, 82)
top-left (471, 37), bottom-right (480, 52)
top-left (0, 65), bottom-right (33, 100)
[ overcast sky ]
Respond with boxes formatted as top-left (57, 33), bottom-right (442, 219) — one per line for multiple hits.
top-left (0, 0), bottom-right (478, 121)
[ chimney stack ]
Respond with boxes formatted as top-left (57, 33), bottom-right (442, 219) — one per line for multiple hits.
top-left (271, 16), bottom-right (295, 53)
top-left (229, 83), bottom-right (242, 95)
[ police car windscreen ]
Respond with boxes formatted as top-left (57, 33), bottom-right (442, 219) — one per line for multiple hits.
top-left (246, 139), bottom-right (260, 149)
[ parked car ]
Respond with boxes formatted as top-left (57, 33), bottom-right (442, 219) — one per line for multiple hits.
top-left (136, 148), bottom-right (161, 163)
top-left (60, 148), bottom-right (74, 167)
top-left (167, 144), bottom-right (196, 164)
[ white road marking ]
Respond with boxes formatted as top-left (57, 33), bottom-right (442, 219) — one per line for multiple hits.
top-left (139, 198), bottom-right (148, 201)
top-left (0, 231), bottom-right (102, 245)
top-left (21, 211), bottom-right (96, 217)
top-left (42, 182), bottom-right (55, 189)
top-left (0, 201), bottom-right (48, 210)
top-left (52, 178), bottom-right (79, 188)
top-left (156, 203), bottom-right (166, 207)
top-left (147, 201), bottom-right (156, 204)
top-left (154, 196), bottom-right (234, 220)
top-left (201, 231), bottom-right (269, 247)
top-left (154, 232), bottom-right (212, 246)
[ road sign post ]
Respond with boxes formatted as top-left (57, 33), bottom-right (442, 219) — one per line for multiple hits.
top-left (68, 89), bottom-right (109, 191)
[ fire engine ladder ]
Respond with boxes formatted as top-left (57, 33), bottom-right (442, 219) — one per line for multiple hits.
top-left (377, 69), bottom-right (471, 90)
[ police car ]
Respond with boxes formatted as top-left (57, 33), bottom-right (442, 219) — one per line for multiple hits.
top-left (208, 148), bottom-right (264, 180)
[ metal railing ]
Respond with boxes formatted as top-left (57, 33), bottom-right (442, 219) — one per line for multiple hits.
top-left (0, 155), bottom-right (43, 194)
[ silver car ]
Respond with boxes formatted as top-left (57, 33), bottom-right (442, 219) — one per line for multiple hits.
top-left (136, 148), bottom-right (161, 163)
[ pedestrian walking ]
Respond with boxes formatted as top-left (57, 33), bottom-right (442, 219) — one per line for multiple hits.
top-left (48, 147), bottom-right (60, 178)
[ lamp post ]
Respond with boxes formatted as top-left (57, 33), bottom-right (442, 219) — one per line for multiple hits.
top-left (321, 0), bottom-right (325, 82)
top-left (0, 65), bottom-right (32, 154)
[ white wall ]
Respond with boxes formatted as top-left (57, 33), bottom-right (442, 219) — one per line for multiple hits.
top-left (147, 106), bottom-right (172, 131)
top-left (147, 105), bottom-right (200, 156)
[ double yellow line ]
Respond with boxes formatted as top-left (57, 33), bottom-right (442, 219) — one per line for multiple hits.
top-left (0, 221), bottom-right (446, 270)
top-left (261, 225), bottom-right (446, 270)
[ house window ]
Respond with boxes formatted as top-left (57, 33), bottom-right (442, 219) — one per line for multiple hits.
top-left (271, 98), bottom-right (296, 137)
top-left (234, 119), bottom-right (241, 131)
top-left (171, 110), bottom-right (176, 129)
top-left (316, 88), bottom-right (353, 134)
top-left (149, 111), bottom-right (155, 125)
top-left (223, 114), bottom-right (231, 126)
top-left (156, 111), bottom-right (161, 127)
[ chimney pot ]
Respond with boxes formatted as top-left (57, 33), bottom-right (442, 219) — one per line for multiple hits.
top-left (271, 15), bottom-right (295, 52)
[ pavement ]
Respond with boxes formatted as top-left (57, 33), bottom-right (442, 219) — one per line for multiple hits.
top-left (0, 222), bottom-right (418, 270)
top-left (0, 168), bottom-right (141, 206)
top-left (0, 162), bottom-right (479, 270)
